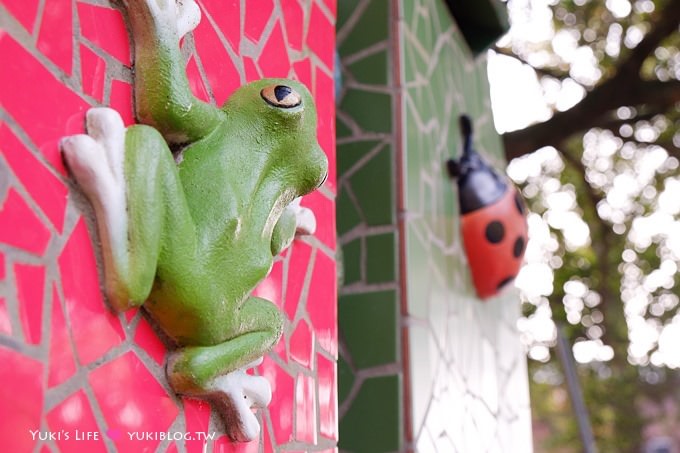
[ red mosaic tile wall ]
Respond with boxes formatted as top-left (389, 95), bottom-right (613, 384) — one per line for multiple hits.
top-left (0, 1), bottom-right (337, 452)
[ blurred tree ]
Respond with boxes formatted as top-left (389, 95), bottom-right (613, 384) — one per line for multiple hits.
top-left (494, 0), bottom-right (680, 451)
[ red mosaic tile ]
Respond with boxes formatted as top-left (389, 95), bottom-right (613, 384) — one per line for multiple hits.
top-left (284, 242), bottom-right (313, 321)
top-left (0, 36), bottom-right (88, 175)
top-left (301, 192), bottom-right (335, 250)
top-left (307, 4), bottom-right (335, 70)
top-left (193, 17), bottom-right (241, 107)
top-left (0, 346), bottom-right (43, 453)
top-left (0, 188), bottom-right (51, 255)
top-left (109, 79), bottom-right (135, 125)
top-left (306, 252), bottom-right (337, 357)
top-left (321, 0), bottom-right (337, 17)
top-left (89, 351), bottom-right (179, 452)
top-left (15, 262), bottom-right (45, 345)
top-left (77, 3), bottom-right (131, 66)
top-left (292, 60), bottom-right (313, 91)
top-left (261, 356), bottom-right (294, 444)
top-left (290, 319), bottom-right (314, 369)
top-left (213, 436), bottom-right (260, 453)
top-left (317, 353), bottom-right (338, 440)
top-left (3, 0), bottom-right (40, 32)
top-left (183, 398), bottom-right (211, 453)
top-left (0, 124), bottom-right (68, 232)
top-left (48, 284), bottom-right (77, 388)
top-left (253, 260), bottom-right (283, 310)
top-left (46, 390), bottom-right (107, 453)
top-left (199, 0), bottom-right (240, 51)
top-left (244, 0), bottom-right (274, 43)
top-left (281, 0), bottom-right (305, 51)
top-left (186, 55), bottom-right (211, 103)
top-left (0, 297), bottom-right (11, 335)
top-left (58, 218), bottom-right (125, 364)
top-left (258, 23), bottom-right (291, 78)
top-left (295, 373), bottom-right (317, 443)
top-left (134, 316), bottom-right (166, 365)
top-left (314, 67), bottom-right (336, 193)
top-left (80, 44), bottom-right (106, 102)
top-left (262, 422), bottom-right (274, 453)
top-left (37, 0), bottom-right (74, 74)
top-left (244, 57), bottom-right (262, 82)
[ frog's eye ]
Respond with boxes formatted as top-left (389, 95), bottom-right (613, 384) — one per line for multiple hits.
top-left (260, 85), bottom-right (302, 109)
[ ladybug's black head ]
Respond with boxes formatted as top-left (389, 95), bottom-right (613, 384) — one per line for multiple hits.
top-left (447, 115), bottom-right (507, 214)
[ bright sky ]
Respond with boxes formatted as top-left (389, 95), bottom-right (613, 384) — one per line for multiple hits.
top-left (487, 0), bottom-right (680, 368)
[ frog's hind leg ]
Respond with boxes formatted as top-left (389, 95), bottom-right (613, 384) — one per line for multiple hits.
top-left (62, 107), bottom-right (186, 311)
top-left (167, 297), bottom-right (284, 441)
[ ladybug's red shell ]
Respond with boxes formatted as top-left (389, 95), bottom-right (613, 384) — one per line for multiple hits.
top-left (461, 186), bottom-right (528, 299)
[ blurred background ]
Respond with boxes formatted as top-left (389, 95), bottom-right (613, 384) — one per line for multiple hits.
top-left (488, 0), bottom-right (680, 451)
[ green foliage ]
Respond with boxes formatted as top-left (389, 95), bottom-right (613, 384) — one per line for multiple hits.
top-left (501, 0), bottom-right (680, 449)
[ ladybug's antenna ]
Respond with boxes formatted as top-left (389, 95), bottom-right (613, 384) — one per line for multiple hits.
top-left (459, 115), bottom-right (474, 158)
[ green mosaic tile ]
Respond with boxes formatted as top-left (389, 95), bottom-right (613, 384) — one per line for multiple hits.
top-left (414, 8), bottom-right (434, 55)
top-left (337, 186), bottom-right (363, 235)
top-left (433, 0), bottom-right (455, 36)
top-left (346, 49), bottom-right (388, 85)
top-left (349, 145), bottom-right (393, 225)
top-left (366, 232), bottom-right (396, 284)
top-left (402, 40), bottom-right (428, 84)
top-left (341, 237), bottom-right (362, 285)
top-left (337, 139), bottom-right (382, 175)
top-left (405, 228), bottom-right (430, 319)
top-left (338, 0), bottom-right (389, 56)
top-left (340, 88), bottom-right (392, 133)
top-left (336, 115), bottom-right (353, 138)
top-left (337, 0), bottom-right (361, 31)
top-left (338, 290), bottom-right (397, 369)
top-left (338, 374), bottom-right (401, 453)
top-left (338, 353), bottom-right (355, 405)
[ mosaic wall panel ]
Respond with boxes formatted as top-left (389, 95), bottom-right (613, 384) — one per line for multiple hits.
top-left (336, 0), bottom-right (404, 451)
top-left (0, 1), bottom-right (337, 452)
top-left (398, 0), bottom-right (533, 451)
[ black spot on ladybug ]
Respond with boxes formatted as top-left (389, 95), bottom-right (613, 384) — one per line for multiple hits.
top-left (485, 221), bottom-right (505, 244)
top-left (514, 193), bottom-right (525, 215)
top-left (497, 276), bottom-right (515, 291)
top-left (513, 236), bottom-right (525, 258)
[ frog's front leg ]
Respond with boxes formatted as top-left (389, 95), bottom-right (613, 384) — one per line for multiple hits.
top-left (123, 0), bottom-right (224, 143)
top-left (167, 297), bottom-right (283, 442)
top-left (271, 197), bottom-right (318, 256)
top-left (62, 108), bottom-right (196, 311)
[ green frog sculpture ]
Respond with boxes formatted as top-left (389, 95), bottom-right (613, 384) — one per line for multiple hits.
top-left (60, 0), bottom-right (328, 442)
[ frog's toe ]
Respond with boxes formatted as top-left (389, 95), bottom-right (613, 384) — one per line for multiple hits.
top-left (85, 108), bottom-right (126, 184)
top-left (287, 197), bottom-right (317, 235)
top-left (176, 0), bottom-right (200, 38)
top-left (209, 368), bottom-right (270, 442)
top-left (243, 375), bottom-right (272, 408)
top-left (61, 134), bottom-right (115, 197)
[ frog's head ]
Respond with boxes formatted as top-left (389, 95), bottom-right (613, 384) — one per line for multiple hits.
top-left (222, 78), bottom-right (329, 196)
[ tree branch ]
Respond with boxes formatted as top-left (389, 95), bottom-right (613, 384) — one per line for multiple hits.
top-left (502, 2), bottom-right (680, 160)
top-left (491, 45), bottom-right (570, 80)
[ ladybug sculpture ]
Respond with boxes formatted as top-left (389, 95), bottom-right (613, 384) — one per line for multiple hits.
top-left (447, 115), bottom-right (528, 299)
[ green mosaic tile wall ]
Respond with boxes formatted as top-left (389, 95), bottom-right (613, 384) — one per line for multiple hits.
top-left (399, 0), bottom-right (533, 451)
top-left (336, 1), bottom-right (403, 452)
top-left (336, 0), bottom-right (532, 451)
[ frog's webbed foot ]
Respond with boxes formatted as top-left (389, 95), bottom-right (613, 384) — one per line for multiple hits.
top-left (123, 0), bottom-right (200, 39)
top-left (207, 357), bottom-right (272, 442)
top-left (61, 108), bottom-right (127, 244)
top-left (288, 197), bottom-right (317, 236)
